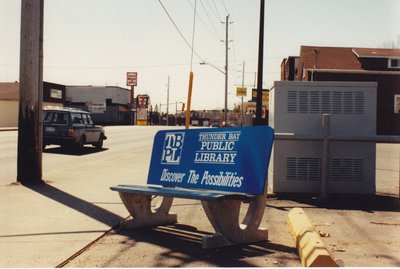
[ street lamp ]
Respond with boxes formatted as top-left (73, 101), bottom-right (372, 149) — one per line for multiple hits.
top-left (199, 61), bottom-right (225, 75)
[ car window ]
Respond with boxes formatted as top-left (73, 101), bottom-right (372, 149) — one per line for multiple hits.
top-left (44, 112), bottom-right (68, 124)
top-left (44, 112), bottom-right (53, 123)
top-left (82, 114), bottom-right (89, 124)
top-left (71, 113), bottom-right (84, 124)
top-left (82, 114), bottom-right (93, 125)
top-left (82, 113), bottom-right (94, 125)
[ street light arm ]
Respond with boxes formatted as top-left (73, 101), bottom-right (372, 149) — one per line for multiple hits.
top-left (200, 61), bottom-right (225, 75)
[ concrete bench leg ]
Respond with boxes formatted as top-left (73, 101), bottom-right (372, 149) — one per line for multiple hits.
top-left (117, 192), bottom-right (177, 229)
top-left (201, 195), bottom-right (268, 248)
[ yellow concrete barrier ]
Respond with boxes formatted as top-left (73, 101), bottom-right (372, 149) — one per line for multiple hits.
top-left (287, 208), bottom-right (342, 267)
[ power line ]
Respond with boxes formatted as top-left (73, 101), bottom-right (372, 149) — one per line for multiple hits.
top-left (230, 23), bottom-right (239, 76)
top-left (186, 0), bottom-right (221, 41)
top-left (220, 0), bottom-right (229, 15)
top-left (199, 0), bottom-right (223, 40)
top-left (204, 0), bottom-right (221, 21)
top-left (40, 62), bottom-right (191, 69)
top-left (211, 0), bottom-right (222, 21)
top-left (158, 0), bottom-right (205, 63)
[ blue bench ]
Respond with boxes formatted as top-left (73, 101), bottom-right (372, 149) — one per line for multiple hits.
top-left (111, 126), bottom-right (274, 248)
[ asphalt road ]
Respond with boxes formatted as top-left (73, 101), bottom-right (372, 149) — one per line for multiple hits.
top-left (0, 126), bottom-right (399, 267)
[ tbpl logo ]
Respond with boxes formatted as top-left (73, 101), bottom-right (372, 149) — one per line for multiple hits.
top-left (161, 132), bottom-right (185, 164)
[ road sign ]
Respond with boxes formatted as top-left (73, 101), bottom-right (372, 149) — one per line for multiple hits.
top-left (236, 87), bottom-right (247, 96)
top-left (252, 89), bottom-right (269, 109)
top-left (127, 72), bottom-right (138, 86)
top-left (137, 94), bottom-right (149, 108)
top-left (137, 107), bottom-right (148, 120)
top-left (88, 102), bottom-right (106, 114)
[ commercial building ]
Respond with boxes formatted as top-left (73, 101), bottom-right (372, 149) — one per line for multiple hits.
top-left (0, 81), bottom-right (65, 127)
top-left (65, 85), bottom-right (132, 125)
top-left (0, 82), bottom-right (135, 127)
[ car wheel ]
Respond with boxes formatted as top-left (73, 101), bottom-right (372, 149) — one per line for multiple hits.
top-left (94, 135), bottom-right (104, 150)
top-left (76, 136), bottom-right (85, 151)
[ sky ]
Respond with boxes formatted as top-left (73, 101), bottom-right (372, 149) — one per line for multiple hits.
top-left (1, 0), bottom-right (399, 111)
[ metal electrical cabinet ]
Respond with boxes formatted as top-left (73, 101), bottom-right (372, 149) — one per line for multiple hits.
top-left (268, 81), bottom-right (377, 194)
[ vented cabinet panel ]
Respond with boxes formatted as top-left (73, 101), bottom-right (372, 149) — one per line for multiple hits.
top-left (269, 81), bottom-right (377, 194)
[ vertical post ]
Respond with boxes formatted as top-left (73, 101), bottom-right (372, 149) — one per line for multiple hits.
top-left (255, 0), bottom-right (265, 126)
top-left (321, 114), bottom-right (330, 199)
top-left (241, 61), bottom-right (245, 126)
top-left (185, 72), bottom-right (194, 129)
top-left (17, 0), bottom-right (44, 184)
top-left (224, 15), bottom-right (229, 127)
top-left (130, 85), bottom-right (135, 125)
top-left (166, 76), bottom-right (170, 126)
top-left (186, 0), bottom-right (197, 130)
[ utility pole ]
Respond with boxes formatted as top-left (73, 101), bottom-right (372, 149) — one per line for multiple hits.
top-left (241, 61), bottom-right (245, 126)
top-left (166, 76), bottom-right (170, 126)
top-left (130, 85), bottom-right (135, 125)
top-left (224, 15), bottom-right (229, 127)
top-left (17, 0), bottom-right (44, 184)
top-left (185, 0), bottom-right (197, 129)
top-left (255, 0), bottom-right (265, 126)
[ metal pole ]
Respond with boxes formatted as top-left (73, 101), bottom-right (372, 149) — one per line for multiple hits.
top-left (255, 0), bottom-right (265, 126)
top-left (241, 61), bottom-right (245, 126)
top-left (224, 15), bottom-right (229, 127)
top-left (185, 72), bottom-right (193, 129)
top-left (321, 114), bottom-right (330, 199)
top-left (185, 0), bottom-right (197, 130)
top-left (131, 85), bottom-right (135, 125)
top-left (166, 76), bottom-right (169, 126)
top-left (17, 0), bottom-right (44, 184)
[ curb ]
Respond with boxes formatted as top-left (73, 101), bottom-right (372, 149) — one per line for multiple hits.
top-left (0, 128), bottom-right (17, 132)
top-left (287, 207), bottom-right (342, 267)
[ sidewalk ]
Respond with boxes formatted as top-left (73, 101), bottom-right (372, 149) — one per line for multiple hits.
top-left (2, 181), bottom-right (399, 267)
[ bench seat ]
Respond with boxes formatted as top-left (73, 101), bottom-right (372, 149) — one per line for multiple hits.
top-left (111, 184), bottom-right (258, 201)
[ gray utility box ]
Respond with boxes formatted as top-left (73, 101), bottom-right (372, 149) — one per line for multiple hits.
top-left (269, 81), bottom-right (377, 194)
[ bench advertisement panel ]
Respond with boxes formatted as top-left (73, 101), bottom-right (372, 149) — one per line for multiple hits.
top-left (148, 126), bottom-right (274, 194)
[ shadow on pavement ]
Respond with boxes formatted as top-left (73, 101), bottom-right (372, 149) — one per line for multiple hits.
top-left (115, 224), bottom-right (298, 267)
top-left (25, 183), bottom-right (123, 227)
top-left (0, 230), bottom-right (109, 238)
top-left (43, 146), bottom-right (108, 156)
top-left (269, 194), bottom-right (400, 213)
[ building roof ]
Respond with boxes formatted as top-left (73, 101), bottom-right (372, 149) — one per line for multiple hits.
top-left (0, 82), bottom-right (19, 101)
top-left (298, 45), bottom-right (400, 75)
top-left (67, 85), bottom-right (130, 91)
top-left (352, 47), bottom-right (400, 58)
top-left (299, 46), bottom-right (363, 70)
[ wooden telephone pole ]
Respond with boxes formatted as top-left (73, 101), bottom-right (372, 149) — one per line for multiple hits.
top-left (255, 0), bottom-right (265, 126)
top-left (17, 0), bottom-right (44, 184)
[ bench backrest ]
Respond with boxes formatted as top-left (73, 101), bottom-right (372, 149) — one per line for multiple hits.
top-left (147, 126), bottom-right (274, 195)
